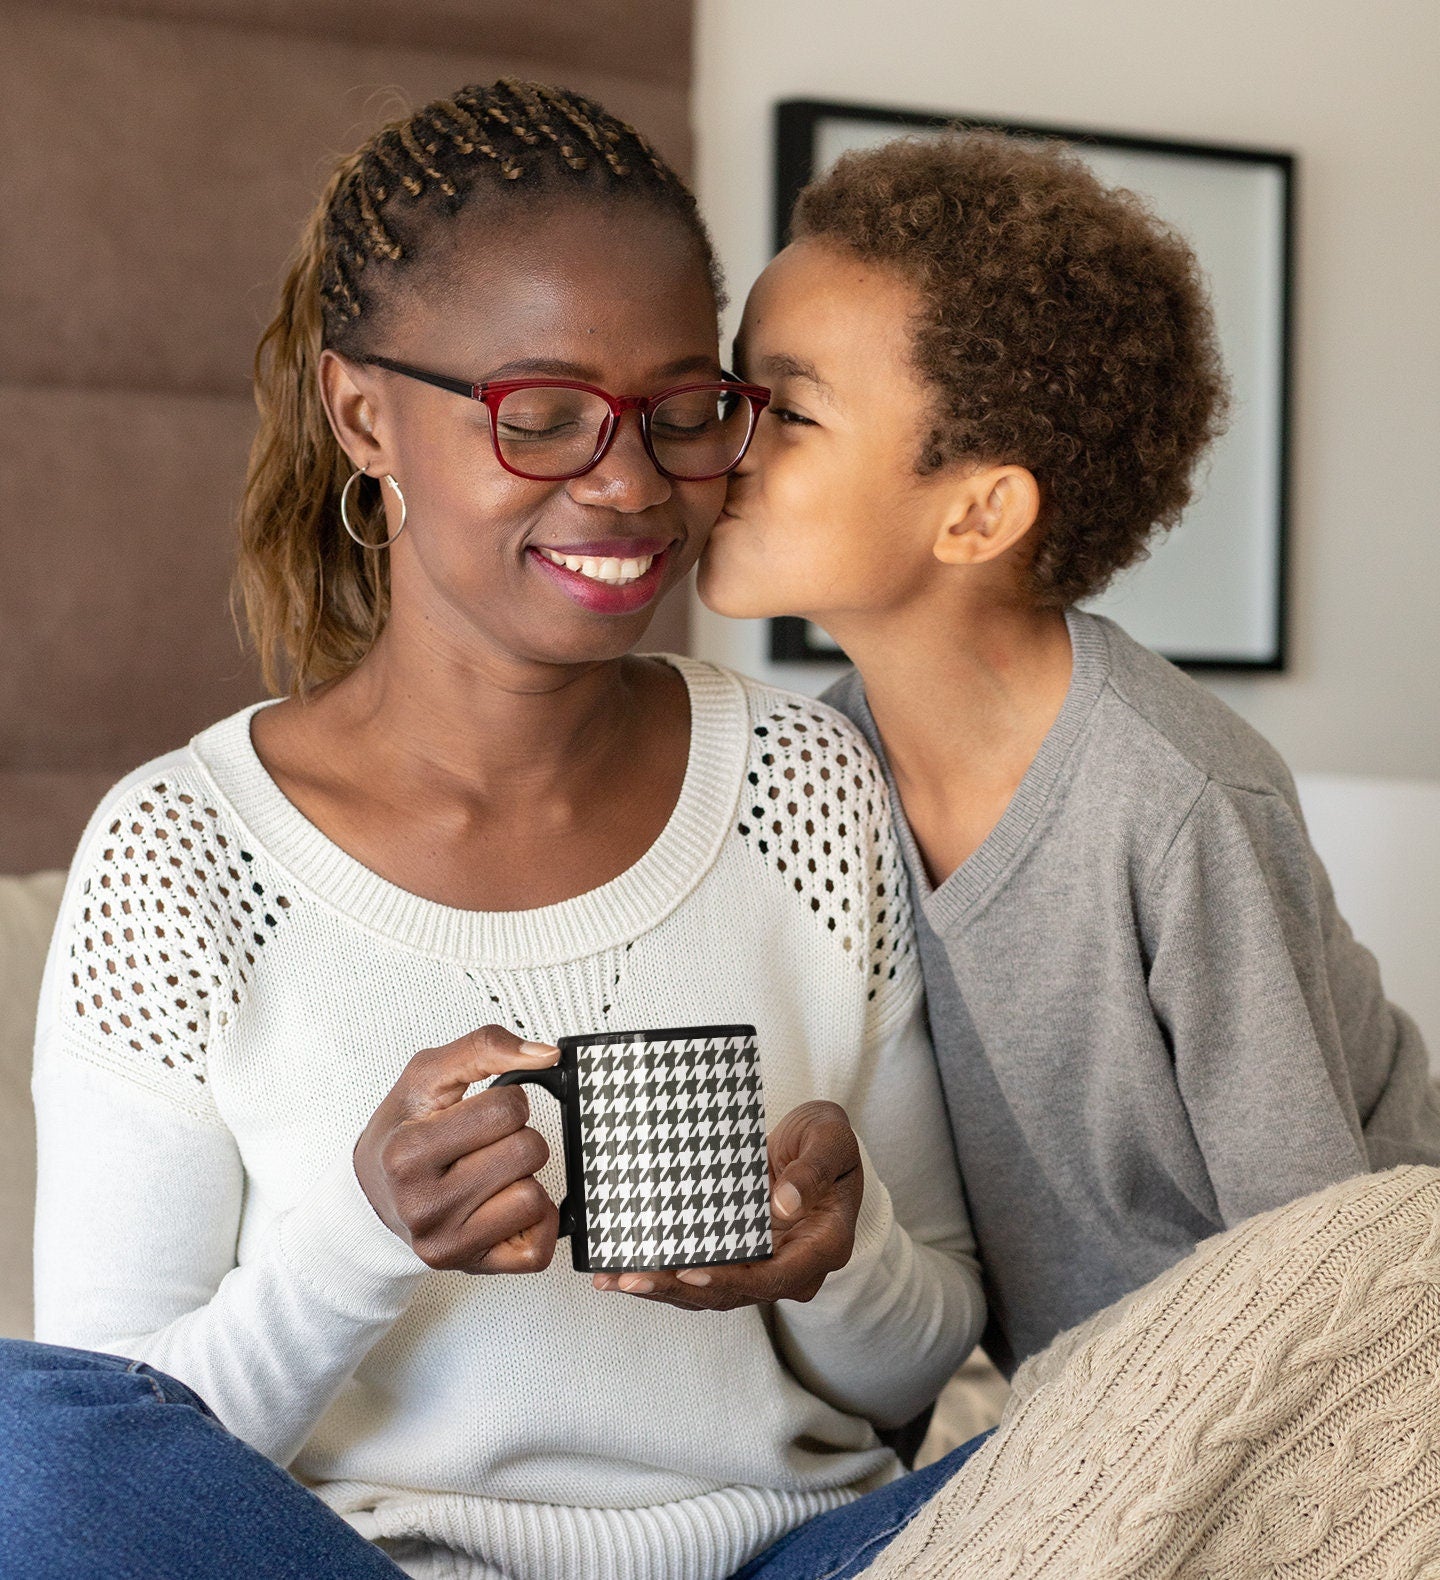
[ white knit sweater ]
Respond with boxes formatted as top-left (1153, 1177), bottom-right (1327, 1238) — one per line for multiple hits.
top-left (31, 656), bottom-right (984, 1580)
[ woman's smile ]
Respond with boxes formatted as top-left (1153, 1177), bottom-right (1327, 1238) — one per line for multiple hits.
top-left (528, 536), bottom-right (675, 613)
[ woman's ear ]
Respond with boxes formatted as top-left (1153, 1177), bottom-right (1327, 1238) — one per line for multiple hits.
top-left (318, 348), bottom-right (390, 475)
top-left (931, 464), bottom-right (1042, 567)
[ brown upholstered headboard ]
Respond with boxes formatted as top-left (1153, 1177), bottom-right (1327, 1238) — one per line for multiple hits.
top-left (1, 0), bottom-right (694, 872)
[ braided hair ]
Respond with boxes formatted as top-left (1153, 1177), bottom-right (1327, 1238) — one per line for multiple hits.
top-left (236, 80), bottom-right (723, 695)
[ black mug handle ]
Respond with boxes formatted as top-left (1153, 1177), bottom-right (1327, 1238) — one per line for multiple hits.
top-left (491, 1063), bottom-right (576, 1239)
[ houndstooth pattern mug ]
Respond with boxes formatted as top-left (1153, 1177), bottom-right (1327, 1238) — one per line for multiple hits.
top-left (493, 1024), bottom-right (774, 1272)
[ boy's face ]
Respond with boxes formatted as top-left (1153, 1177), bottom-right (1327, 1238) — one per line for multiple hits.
top-left (698, 239), bottom-right (957, 629)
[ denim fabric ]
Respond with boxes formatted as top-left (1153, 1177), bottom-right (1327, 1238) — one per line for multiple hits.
top-left (0, 1339), bottom-right (406, 1579)
top-left (0, 1338), bottom-right (992, 1580)
top-left (729, 1429), bottom-right (995, 1580)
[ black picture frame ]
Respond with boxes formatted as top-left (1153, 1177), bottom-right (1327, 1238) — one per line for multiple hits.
top-left (767, 98), bottom-right (1295, 672)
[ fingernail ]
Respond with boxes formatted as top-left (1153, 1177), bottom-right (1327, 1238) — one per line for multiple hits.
top-left (619, 1275), bottom-right (655, 1294)
top-left (521, 1041), bottom-right (559, 1058)
top-left (676, 1270), bottom-right (711, 1286)
top-left (774, 1182), bottom-right (802, 1218)
top-left (594, 1275), bottom-right (617, 1291)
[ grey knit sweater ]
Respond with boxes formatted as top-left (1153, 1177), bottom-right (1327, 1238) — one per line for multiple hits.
top-left (826, 610), bottom-right (1440, 1377)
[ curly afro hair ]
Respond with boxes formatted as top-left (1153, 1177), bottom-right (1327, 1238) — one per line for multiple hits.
top-left (791, 131), bottom-right (1230, 606)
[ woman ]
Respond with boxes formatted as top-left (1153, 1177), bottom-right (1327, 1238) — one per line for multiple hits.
top-left (2, 82), bottom-right (985, 1580)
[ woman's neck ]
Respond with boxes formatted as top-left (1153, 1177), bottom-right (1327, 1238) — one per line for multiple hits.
top-left (319, 613), bottom-right (646, 804)
top-left (251, 609), bottom-right (690, 911)
top-left (826, 592), bottom-right (1073, 888)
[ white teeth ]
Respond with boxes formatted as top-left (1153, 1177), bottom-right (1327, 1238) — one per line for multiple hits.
top-left (539, 548), bottom-right (657, 585)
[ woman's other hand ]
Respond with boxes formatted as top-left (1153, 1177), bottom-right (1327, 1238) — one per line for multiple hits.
top-left (592, 1100), bottom-right (863, 1310)
top-left (353, 1026), bottom-right (561, 1274)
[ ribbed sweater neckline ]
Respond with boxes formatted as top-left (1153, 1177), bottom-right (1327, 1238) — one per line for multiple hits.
top-left (188, 654), bottom-right (749, 969)
top-left (860, 608), bottom-right (1111, 936)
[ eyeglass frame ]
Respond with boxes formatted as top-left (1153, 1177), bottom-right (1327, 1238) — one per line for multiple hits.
top-left (354, 354), bottom-right (772, 483)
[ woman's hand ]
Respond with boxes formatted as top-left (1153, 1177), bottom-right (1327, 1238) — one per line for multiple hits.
top-left (353, 1025), bottom-right (562, 1275)
top-left (592, 1100), bottom-right (863, 1310)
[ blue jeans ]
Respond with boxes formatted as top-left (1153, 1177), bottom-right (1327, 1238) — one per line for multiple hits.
top-left (733, 1430), bottom-right (993, 1580)
top-left (0, 1339), bottom-right (405, 1579)
top-left (0, 1339), bottom-right (992, 1579)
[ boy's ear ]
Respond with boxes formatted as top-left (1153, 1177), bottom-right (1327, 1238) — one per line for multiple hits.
top-left (931, 464), bottom-right (1042, 567)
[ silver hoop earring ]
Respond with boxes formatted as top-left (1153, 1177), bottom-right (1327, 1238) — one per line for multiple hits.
top-left (340, 468), bottom-right (407, 548)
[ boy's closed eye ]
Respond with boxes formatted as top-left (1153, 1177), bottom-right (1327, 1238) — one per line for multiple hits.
top-left (733, 337), bottom-right (830, 432)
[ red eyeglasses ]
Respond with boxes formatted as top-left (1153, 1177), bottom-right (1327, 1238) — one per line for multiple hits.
top-left (358, 355), bottom-right (771, 483)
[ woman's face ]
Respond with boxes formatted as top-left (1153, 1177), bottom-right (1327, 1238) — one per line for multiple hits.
top-left (698, 239), bottom-right (952, 631)
top-left (328, 202), bottom-right (726, 669)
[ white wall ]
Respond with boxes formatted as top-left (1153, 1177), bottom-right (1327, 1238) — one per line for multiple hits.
top-left (691, 0), bottom-right (1440, 778)
top-left (1294, 774), bottom-right (1440, 1060)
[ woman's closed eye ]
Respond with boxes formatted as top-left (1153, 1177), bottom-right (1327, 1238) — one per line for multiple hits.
top-left (497, 416), bottom-right (586, 441)
top-left (767, 405), bottom-right (817, 428)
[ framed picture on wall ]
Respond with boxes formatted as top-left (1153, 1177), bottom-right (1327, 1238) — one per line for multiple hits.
top-left (767, 99), bottom-right (1295, 672)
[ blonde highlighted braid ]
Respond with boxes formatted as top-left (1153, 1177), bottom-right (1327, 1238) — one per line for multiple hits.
top-left (236, 80), bottom-right (721, 695)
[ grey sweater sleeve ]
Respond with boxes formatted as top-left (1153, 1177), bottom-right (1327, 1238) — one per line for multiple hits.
top-left (1145, 778), bottom-right (1440, 1228)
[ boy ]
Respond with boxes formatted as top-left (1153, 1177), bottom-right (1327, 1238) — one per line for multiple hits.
top-left (700, 131), bottom-right (1440, 1377)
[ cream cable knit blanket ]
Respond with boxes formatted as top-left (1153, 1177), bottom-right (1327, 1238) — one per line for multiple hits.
top-left (863, 1165), bottom-right (1440, 1579)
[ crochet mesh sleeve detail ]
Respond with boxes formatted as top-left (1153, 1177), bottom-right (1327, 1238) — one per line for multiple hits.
top-left (733, 688), bottom-right (916, 1014)
top-left (57, 774), bottom-right (296, 1120)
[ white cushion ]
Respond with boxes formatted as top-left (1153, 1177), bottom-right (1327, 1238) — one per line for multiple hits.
top-left (0, 870), bottom-right (65, 1339)
top-left (1294, 773), bottom-right (1440, 1064)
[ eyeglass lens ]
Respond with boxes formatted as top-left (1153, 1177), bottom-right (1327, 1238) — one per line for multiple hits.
top-left (493, 387), bottom-right (753, 480)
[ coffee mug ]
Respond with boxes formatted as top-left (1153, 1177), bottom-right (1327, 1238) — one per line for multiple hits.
top-left (493, 1023), bottom-right (774, 1272)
